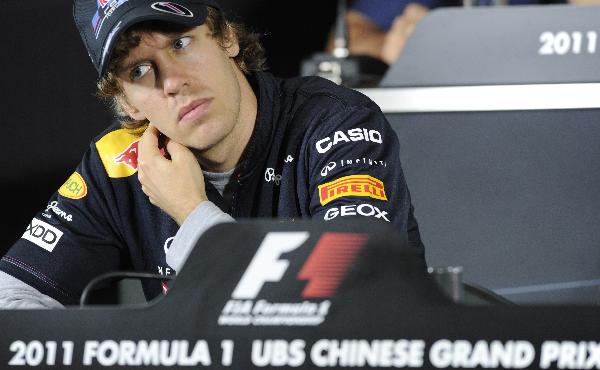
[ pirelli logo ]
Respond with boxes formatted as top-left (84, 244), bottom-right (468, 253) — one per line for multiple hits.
top-left (318, 175), bottom-right (387, 206)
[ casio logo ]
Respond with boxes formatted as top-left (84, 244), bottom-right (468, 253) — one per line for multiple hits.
top-left (316, 128), bottom-right (382, 154)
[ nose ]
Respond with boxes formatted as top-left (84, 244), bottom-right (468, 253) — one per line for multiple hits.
top-left (161, 61), bottom-right (188, 97)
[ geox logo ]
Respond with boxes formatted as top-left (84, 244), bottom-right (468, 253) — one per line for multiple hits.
top-left (151, 2), bottom-right (194, 17)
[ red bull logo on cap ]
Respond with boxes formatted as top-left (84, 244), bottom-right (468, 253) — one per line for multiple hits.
top-left (92, 0), bottom-right (129, 38)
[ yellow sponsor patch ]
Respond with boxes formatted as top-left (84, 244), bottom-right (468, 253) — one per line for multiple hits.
top-left (95, 128), bottom-right (145, 178)
top-left (59, 172), bottom-right (88, 199)
top-left (318, 175), bottom-right (387, 206)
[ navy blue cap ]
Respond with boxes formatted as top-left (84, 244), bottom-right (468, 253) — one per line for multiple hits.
top-left (74, 0), bottom-right (220, 76)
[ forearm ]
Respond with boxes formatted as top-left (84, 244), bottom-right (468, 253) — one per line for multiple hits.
top-left (326, 10), bottom-right (386, 59)
top-left (166, 201), bottom-right (235, 271)
top-left (0, 271), bottom-right (64, 309)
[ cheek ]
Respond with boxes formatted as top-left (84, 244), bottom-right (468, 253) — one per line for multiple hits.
top-left (123, 87), bottom-right (165, 120)
top-left (123, 86), bottom-right (152, 108)
top-left (201, 47), bottom-right (237, 84)
top-left (214, 58), bottom-right (242, 103)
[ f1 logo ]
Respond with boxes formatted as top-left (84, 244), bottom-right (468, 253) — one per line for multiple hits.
top-left (232, 232), bottom-right (309, 299)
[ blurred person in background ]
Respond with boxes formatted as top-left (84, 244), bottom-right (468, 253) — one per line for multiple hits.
top-left (329, 0), bottom-right (597, 66)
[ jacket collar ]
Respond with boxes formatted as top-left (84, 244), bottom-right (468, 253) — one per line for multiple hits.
top-left (236, 71), bottom-right (281, 181)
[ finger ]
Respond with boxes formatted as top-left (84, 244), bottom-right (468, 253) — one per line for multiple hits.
top-left (137, 167), bottom-right (145, 182)
top-left (390, 15), bottom-right (408, 33)
top-left (139, 176), bottom-right (153, 195)
top-left (404, 3), bottom-right (428, 22)
top-left (139, 124), bottom-right (162, 160)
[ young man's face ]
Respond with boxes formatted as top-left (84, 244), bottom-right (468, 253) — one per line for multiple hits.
top-left (117, 24), bottom-right (243, 153)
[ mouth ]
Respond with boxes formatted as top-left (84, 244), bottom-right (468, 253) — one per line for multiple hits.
top-left (178, 99), bottom-right (212, 123)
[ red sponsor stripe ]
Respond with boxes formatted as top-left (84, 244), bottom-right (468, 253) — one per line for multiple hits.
top-left (297, 233), bottom-right (368, 299)
top-left (164, 3), bottom-right (181, 12)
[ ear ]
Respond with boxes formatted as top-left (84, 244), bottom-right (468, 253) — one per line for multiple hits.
top-left (223, 26), bottom-right (240, 58)
top-left (117, 94), bottom-right (146, 121)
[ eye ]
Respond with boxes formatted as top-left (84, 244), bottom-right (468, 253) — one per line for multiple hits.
top-left (173, 36), bottom-right (192, 50)
top-left (130, 64), bottom-right (151, 81)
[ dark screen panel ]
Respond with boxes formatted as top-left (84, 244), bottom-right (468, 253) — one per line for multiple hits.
top-left (389, 109), bottom-right (600, 304)
top-left (381, 5), bottom-right (600, 87)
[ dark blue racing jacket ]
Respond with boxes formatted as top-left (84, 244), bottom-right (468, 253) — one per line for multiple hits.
top-left (0, 72), bottom-right (422, 304)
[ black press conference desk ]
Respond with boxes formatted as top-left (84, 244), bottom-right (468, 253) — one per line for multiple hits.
top-left (1, 220), bottom-right (599, 369)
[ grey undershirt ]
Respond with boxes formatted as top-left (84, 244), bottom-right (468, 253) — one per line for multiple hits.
top-left (0, 170), bottom-right (235, 309)
top-left (166, 167), bottom-right (236, 271)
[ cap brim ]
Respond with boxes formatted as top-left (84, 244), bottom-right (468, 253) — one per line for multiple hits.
top-left (98, 2), bottom-right (208, 76)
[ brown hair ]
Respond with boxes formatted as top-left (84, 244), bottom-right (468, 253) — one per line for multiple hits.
top-left (96, 7), bottom-right (267, 130)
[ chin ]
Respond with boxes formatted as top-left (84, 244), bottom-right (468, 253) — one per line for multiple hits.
top-left (187, 137), bottom-right (221, 153)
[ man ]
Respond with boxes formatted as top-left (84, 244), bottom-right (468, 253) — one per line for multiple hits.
top-left (335, 0), bottom-right (592, 66)
top-left (0, 0), bottom-right (422, 308)
top-left (327, 0), bottom-right (455, 65)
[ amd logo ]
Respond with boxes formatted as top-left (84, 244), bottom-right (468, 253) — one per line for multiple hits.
top-left (22, 218), bottom-right (64, 252)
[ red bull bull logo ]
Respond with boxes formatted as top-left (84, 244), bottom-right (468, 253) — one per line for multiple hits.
top-left (114, 140), bottom-right (140, 170)
top-left (96, 128), bottom-right (143, 178)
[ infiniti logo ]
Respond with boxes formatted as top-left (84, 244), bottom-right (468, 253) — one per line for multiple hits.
top-left (264, 168), bottom-right (282, 186)
top-left (151, 2), bottom-right (194, 17)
